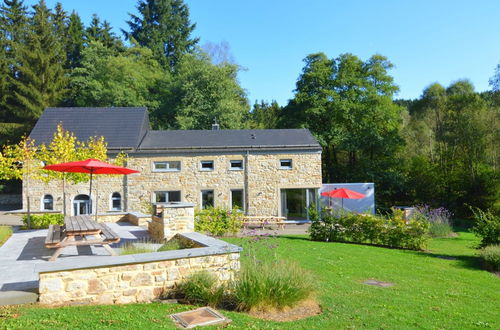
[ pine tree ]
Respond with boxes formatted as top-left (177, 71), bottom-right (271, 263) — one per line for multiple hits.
top-left (86, 14), bottom-right (123, 51)
top-left (8, 0), bottom-right (67, 125)
top-left (125, 0), bottom-right (199, 70)
top-left (0, 0), bottom-right (30, 144)
top-left (65, 10), bottom-right (84, 68)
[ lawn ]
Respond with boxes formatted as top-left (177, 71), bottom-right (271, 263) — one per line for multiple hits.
top-left (1, 231), bottom-right (498, 329)
top-left (0, 225), bottom-right (12, 247)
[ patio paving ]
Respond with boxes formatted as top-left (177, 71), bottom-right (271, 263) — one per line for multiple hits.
top-left (0, 222), bottom-right (150, 292)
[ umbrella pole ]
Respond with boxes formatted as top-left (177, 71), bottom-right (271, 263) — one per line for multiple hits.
top-left (89, 170), bottom-right (93, 215)
top-left (95, 176), bottom-right (98, 221)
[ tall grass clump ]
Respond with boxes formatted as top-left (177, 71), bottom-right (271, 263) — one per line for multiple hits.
top-left (232, 259), bottom-right (314, 311)
top-left (414, 205), bottom-right (453, 237)
top-left (479, 245), bottom-right (500, 272)
top-left (176, 271), bottom-right (225, 307)
top-left (119, 242), bottom-right (156, 255)
top-left (0, 226), bottom-right (12, 246)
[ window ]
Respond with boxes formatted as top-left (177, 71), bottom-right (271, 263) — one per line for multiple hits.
top-left (280, 159), bottom-right (293, 169)
top-left (201, 190), bottom-right (214, 209)
top-left (229, 160), bottom-right (243, 170)
top-left (153, 161), bottom-right (181, 172)
top-left (231, 189), bottom-right (244, 211)
top-left (42, 194), bottom-right (53, 210)
top-left (155, 191), bottom-right (181, 203)
top-left (111, 192), bottom-right (121, 211)
top-left (200, 160), bottom-right (214, 171)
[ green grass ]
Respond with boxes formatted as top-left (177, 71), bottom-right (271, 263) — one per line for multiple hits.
top-left (1, 231), bottom-right (499, 329)
top-left (0, 225), bottom-right (12, 246)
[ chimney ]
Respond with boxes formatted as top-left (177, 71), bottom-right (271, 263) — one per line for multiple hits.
top-left (211, 118), bottom-right (220, 130)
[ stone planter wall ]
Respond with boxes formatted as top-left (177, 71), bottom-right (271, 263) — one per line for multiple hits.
top-left (148, 203), bottom-right (195, 241)
top-left (36, 232), bottom-right (241, 306)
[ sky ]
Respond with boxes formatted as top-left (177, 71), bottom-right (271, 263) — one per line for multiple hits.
top-left (25, 0), bottom-right (500, 105)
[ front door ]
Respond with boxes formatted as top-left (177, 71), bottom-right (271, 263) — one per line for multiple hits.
top-left (73, 194), bottom-right (91, 215)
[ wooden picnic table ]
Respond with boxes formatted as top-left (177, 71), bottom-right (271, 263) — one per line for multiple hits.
top-left (45, 215), bottom-right (120, 261)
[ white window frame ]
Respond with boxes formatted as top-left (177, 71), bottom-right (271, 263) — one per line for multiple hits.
top-left (41, 194), bottom-right (54, 211)
top-left (154, 190), bottom-right (182, 203)
top-left (229, 160), bottom-right (244, 171)
top-left (110, 192), bottom-right (122, 211)
top-left (152, 161), bottom-right (181, 172)
top-left (200, 160), bottom-right (214, 171)
top-left (230, 189), bottom-right (245, 212)
top-left (279, 159), bottom-right (293, 170)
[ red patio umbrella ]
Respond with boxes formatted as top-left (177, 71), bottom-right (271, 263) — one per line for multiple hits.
top-left (43, 159), bottom-right (139, 218)
top-left (321, 188), bottom-right (365, 209)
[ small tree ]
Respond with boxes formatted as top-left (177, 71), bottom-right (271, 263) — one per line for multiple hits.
top-left (0, 136), bottom-right (38, 228)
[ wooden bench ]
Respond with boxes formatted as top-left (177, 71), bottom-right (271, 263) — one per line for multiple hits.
top-left (98, 223), bottom-right (120, 243)
top-left (243, 216), bottom-right (286, 230)
top-left (45, 224), bottom-right (66, 248)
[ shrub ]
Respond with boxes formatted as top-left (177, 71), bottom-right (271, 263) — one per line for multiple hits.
top-left (176, 271), bottom-right (225, 307)
top-left (479, 245), bottom-right (500, 271)
top-left (21, 213), bottom-right (64, 229)
top-left (414, 205), bottom-right (453, 237)
top-left (309, 207), bottom-right (430, 250)
top-left (470, 208), bottom-right (499, 247)
top-left (232, 259), bottom-right (314, 311)
top-left (0, 226), bottom-right (12, 246)
top-left (195, 207), bottom-right (243, 236)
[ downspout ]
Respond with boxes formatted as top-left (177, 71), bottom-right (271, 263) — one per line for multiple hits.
top-left (244, 150), bottom-right (249, 216)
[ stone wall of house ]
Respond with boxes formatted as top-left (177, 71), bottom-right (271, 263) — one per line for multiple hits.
top-left (24, 150), bottom-right (322, 217)
top-left (148, 203), bottom-right (195, 241)
top-left (39, 252), bottom-right (240, 305)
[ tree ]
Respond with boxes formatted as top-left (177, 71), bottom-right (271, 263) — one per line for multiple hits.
top-left (155, 51), bottom-right (249, 129)
top-left (64, 11), bottom-right (85, 69)
top-left (490, 62), bottom-right (499, 92)
top-left (0, 0), bottom-right (30, 144)
top-left (248, 100), bottom-right (281, 129)
top-left (125, 0), bottom-right (199, 70)
top-left (7, 0), bottom-right (67, 126)
top-left (283, 52), bottom-right (403, 187)
top-left (0, 136), bottom-right (37, 227)
top-left (86, 14), bottom-right (123, 51)
top-left (68, 41), bottom-right (167, 112)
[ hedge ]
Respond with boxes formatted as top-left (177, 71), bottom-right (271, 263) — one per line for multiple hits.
top-left (309, 207), bottom-right (430, 250)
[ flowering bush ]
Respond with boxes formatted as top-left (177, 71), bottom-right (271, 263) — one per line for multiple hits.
top-left (479, 245), bottom-right (500, 271)
top-left (309, 207), bottom-right (430, 250)
top-left (414, 205), bottom-right (453, 237)
top-left (194, 207), bottom-right (243, 236)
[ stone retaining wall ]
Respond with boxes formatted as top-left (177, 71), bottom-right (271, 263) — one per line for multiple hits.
top-left (36, 232), bottom-right (241, 306)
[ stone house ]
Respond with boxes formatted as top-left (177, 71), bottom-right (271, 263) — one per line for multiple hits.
top-left (26, 107), bottom-right (322, 220)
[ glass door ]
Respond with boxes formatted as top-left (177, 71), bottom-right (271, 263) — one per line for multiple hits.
top-left (281, 188), bottom-right (318, 220)
top-left (73, 194), bottom-right (91, 215)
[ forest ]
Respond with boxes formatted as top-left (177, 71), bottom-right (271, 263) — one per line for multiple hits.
top-left (0, 0), bottom-right (498, 217)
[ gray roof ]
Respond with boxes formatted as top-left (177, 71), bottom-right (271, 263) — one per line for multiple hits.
top-left (29, 107), bottom-right (321, 152)
top-left (29, 107), bottom-right (149, 150)
top-left (139, 129), bottom-right (321, 150)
